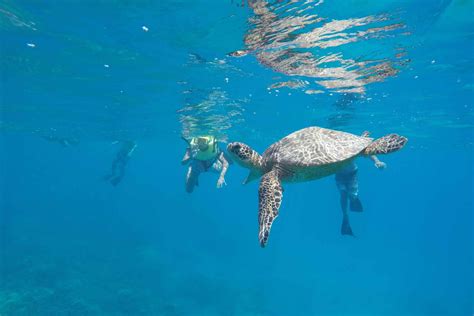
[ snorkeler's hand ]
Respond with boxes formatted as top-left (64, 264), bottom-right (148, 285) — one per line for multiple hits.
top-left (217, 177), bottom-right (227, 188)
top-left (374, 161), bottom-right (387, 169)
top-left (181, 149), bottom-right (192, 165)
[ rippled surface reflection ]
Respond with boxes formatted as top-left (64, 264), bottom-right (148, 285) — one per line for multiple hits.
top-left (178, 87), bottom-right (247, 141)
top-left (177, 54), bottom-right (248, 141)
top-left (232, 0), bottom-right (410, 94)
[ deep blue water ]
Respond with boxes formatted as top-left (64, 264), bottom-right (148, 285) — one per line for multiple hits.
top-left (1, 1), bottom-right (473, 315)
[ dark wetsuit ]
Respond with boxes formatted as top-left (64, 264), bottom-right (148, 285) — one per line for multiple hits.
top-left (335, 162), bottom-right (359, 199)
top-left (185, 150), bottom-right (224, 193)
top-left (335, 161), bottom-right (362, 235)
top-left (105, 141), bottom-right (137, 186)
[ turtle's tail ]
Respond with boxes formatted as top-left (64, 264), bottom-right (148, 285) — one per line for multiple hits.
top-left (363, 134), bottom-right (407, 156)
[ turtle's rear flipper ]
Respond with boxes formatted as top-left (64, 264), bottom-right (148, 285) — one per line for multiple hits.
top-left (341, 215), bottom-right (354, 236)
top-left (364, 134), bottom-right (407, 155)
top-left (349, 196), bottom-right (363, 212)
top-left (258, 169), bottom-right (283, 248)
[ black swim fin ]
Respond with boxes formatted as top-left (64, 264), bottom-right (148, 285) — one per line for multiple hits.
top-left (341, 216), bottom-right (354, 236)
top-left (349, 197), bottom-right (363, 212)
top-left (110, 177), bottom-right (121, 186)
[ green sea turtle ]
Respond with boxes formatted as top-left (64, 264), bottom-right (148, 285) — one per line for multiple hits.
top-left (227, 126), bottom-right (407, 247)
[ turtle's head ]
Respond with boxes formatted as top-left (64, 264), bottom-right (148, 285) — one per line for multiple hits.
top-left (227, 142), bottom-right (263, 171)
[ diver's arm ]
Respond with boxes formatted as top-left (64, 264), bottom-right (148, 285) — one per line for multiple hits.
top-left (370, 155), bottom-right (386, 169)
top-left (181, 148), bottom-right (192, 165)
top-left (127, 143), bottom-right (137, 157)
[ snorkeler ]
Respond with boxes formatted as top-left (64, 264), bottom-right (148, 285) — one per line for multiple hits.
top-left (336, 161), bottom-right (363, 236)
top-left (181, 135), bottom-right (230, 193)
top-left (104, 140), bottom-right (137, 186)
top-left (336, 131), bottom-right (386, 236)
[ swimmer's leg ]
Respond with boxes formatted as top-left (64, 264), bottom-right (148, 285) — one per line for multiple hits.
top-left (110, 176), bottom-right (122, 186)
top-left (348, 174), bottom-right (363, 212)
top-left (340, 190), bottom-right (354, 236)
top-left (185, 162), bottom-right (201, 193)
top-left (336, 177), bottom-right (354, 236)
top-left (109, 161), bottom-right (127, 186)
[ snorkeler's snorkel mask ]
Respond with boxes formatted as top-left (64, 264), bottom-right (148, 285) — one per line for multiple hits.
top-left (196, 137), bottom-right (210, 151)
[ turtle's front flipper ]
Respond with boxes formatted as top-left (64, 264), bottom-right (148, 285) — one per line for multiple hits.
top-left (258, 169), bottom-right (283, 248)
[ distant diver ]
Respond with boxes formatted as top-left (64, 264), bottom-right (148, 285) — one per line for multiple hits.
top-left (181, 135), bottom-right (230, 193)
top-left (42, 135), bottom-right (79, 147)
top-left (188, 53), bottom-right (207, 64)
top-left (336, 131), bottom-right (387, 236)
top-left (104, 140), bottom-right (137, 186)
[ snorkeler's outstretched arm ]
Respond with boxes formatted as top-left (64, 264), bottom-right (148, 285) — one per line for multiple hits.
top-left (217, 152), bottom-right (229, 188)
top-left (181, 136), bottom-right (193, 165)
top-left (361, 131), bottom-right (386, 169)
top-left (182, 148), bottom-right (192, 165)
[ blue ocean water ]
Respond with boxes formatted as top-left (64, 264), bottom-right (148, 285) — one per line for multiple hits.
top-left (0, 0), bottom-right (473, 315)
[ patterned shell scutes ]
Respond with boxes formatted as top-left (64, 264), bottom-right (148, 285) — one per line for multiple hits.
top-left (262, 127), bottom-right (373, 167)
